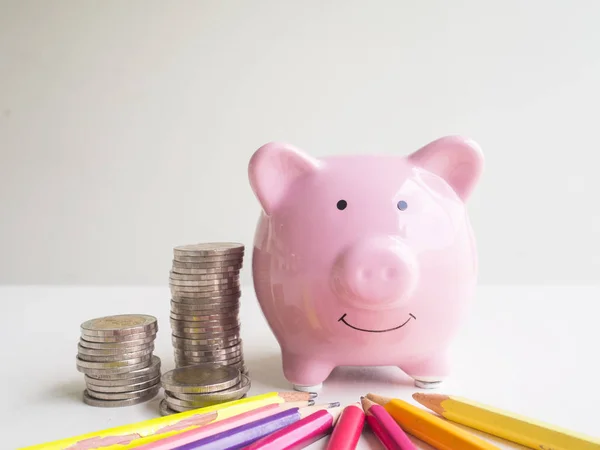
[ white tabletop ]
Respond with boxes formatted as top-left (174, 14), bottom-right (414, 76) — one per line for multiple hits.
top-left (1, 285), bottom-right (599, 449)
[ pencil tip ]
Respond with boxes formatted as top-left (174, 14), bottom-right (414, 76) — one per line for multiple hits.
top-left (366, 393), bottom-right (389, 406)
top-left (328, 401), bottom-right (340, 408)
top-left (308, 399), bottom-right (315, 406)
top-left (309, 392), bottom-right (318, 398)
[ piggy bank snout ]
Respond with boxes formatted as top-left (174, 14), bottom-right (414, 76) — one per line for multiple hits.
top-left (335, 237), bottom-right (418, 310)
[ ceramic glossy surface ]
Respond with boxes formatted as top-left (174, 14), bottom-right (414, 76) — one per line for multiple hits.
top-left (248, 136), bottom-right (484, 389)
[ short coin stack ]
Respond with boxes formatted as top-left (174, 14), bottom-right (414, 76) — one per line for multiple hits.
top-left (159, 363), bottom-right (250, 416)
top-left (76, 314), bottom-right (162, 407)
top-left (169, 242), bottom-right (247, 374)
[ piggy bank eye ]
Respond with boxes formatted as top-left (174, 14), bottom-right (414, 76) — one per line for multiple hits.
top-left (397, 200), bottom-right (408, 211)
top-left (337, 200), bottom-right (348, 210)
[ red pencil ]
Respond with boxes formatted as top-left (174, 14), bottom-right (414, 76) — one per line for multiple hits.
top-left (325, 402), bottom-right (365, 450)
top-left (361, 397), bottom-right (417, 450)
top-left (243, 405), bottom-right (342, 449)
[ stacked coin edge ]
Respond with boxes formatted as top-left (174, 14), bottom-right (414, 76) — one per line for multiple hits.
top-left (159, 364), bottom-right (250, 416)
top-left (169, 242), bottom-right (247, 374)
top-left (76, 314), bottom-right (162, 407)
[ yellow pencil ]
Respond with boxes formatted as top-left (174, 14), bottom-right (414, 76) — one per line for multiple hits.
top-left (20, 391), bottom-right (315, 450)
top-left (366, 393), bottom-right (500, 450)
top-left (413, 393), bottom-right (600, 450)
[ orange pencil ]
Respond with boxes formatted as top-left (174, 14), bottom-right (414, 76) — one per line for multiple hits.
top-left (366, 393), bottom-right (500, 450)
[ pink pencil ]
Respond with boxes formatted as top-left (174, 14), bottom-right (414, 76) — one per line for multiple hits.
top-left (325, 402), bottom-right (365, 450)
top-left (361, 397), bottom-right (416, 450)
top-left (135, 401), bottom-right (313, 450)
top-left (243, 406), bottom-right (342, 449)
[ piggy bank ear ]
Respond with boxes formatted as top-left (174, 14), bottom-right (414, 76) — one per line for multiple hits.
top-left (408, 135), bottom-right (484, 201)
top-left (248, 142), bottom-right (321, 214)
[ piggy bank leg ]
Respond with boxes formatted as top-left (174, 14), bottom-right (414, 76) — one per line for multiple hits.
top-left (282, 351), bottom-right (334, 392)
top-left (399, 352), bottom-right (450, 389)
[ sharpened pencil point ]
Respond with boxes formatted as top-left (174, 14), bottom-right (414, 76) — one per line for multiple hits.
top-left (328, 401), bottom-right (340, 407)
top-left (307, 399), bottom-right (315, 406)
top-left (366, 393), bottom-right (390, 406)
top-left (309, 392), bottom-right (318, 398)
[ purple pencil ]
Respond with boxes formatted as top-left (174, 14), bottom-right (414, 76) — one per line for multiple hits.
top-left (174, 403), bottom-right (339, 450)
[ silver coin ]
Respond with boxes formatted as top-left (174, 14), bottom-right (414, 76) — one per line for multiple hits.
top-left (173, 347), bottom-right (242, 359)
top-left (76, 354), bottom-right (152, 372)
top-left (173, 254), bottom-right (243, 264)
top-left (77, 346), bottom-right (154, 362)
top-left (86, 375), bottom-right (161, 393)
top-left (86, 381), bottom-right (161, 400)
top-left (170, 296), bottom-right (239, 306)
top-left (172, 260), bottom-right (243, 269)
top-left (169, 276), bottom-right (240, 287)
top-left (170, 315), bottom-right (239, 325)
top-left (161, 364), bottom-right (241, 394)
top-left (169, 271), bottom-right (240, 281)
top-left (171, 342), bottom-right (241, 352)
top-left (80, 330), bottom-right (157, 343)
top-left (170, 318), bottom-right (239, 330)
top-left (170, 308), bottom-right (239, 318)
top-left (163, 400), bottom-right (196, 412)
top-left (170, 309), bottom-right (239, 320)
top-left (169, 285), bottom-right (240, 295)
top-left (170, 288), bottom-right (240, 298)
top-left (80, 314), bottom-right (157, 336)
top-left (159, 398), bottom-right (179, 416)
top-left (171, 335), bottom-right (239, 348)
top-left (175, 359), bottom-right (243, 370)
top-left (79, 335), bottom-right (156, 350)
top-left (175, 355), bottom-right (243, 366)
top-left (169, 280), bottom-right (241, 297)
top-left (83, 386), bottom-right (159, 407)
top-left (170, 300), bottom-right (239, 310)
top-left (174, 349), bottom-right (242, 361)
top-left (171, 265), bottom-right (242, 275)
top-left (77, 342), bottom-right (153, 356)
top-left (173, 242), bottom-right (244, 256)
top-left (170, 292), bottom-right (240, 301)
top-left (83, 356), bottom-right (161, 381)
top-left (171, 329), bottom-right (240, 341)
top-left (171, 327), bottom-right (240, 338)
top-left (174, 355), bottom-right (242, 366)
top-left (170, 293), bottom-right (241, 303)
top-left (84, 369), bottom-right (160, 387)
top-left (167, 374), bottom-right (250, 406)
top-left (169, 311), bottom-right (239, 322)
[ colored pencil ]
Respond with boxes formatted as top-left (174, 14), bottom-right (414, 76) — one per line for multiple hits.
top-left (365, 410), bottom-right (401, 450)
top-left (135, 401), bottom-right (314, 450)
top-left (361, 397), bottom-right (416, 450)
top-left (20, 391), bottom-right (316, 450)
top-left (174, 403), bottom-right (339, 450)
top-left (413, 393), bottom-right (600, 450)
top-left (325, 402), bottom-right (365, 450)
top-left (244, 405), bottom-right (342, 449)
top-left (366, 393), bottom-right (500, 450)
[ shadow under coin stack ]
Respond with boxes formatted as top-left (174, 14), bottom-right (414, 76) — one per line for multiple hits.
top-left (159, 364), bottom-right (250, 416)
top-left (76, 314), bottom-right (162, 407)
top-left (169, 243), bottom-right (247, 374)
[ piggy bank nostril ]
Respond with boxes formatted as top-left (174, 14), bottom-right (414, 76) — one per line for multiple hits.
top-left (360, 269), bottom-right (372, 280)
top-left (383, 267), bottom-right (398, 280)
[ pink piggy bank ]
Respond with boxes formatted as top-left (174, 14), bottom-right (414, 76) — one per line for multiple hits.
top-left (248, 136), bottom-right (484, 391)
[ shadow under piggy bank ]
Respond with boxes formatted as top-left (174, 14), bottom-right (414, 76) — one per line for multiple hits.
top-left (248, 352), bottom-right (417, 394)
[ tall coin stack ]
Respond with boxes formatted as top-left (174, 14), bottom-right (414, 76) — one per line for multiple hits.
top-left (76, 314), bottom-right (162, 407)
top-left (169, 242), bottom-right (247, 374)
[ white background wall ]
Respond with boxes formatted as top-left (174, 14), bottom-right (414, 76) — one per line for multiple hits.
top-left (1, 0), bottom-right (599, 286)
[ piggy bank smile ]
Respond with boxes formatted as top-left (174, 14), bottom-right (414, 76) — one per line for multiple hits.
top-left (338, 312), bottom-right (416, 333)
top-left (249, 135), bottom-right (483, 391)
